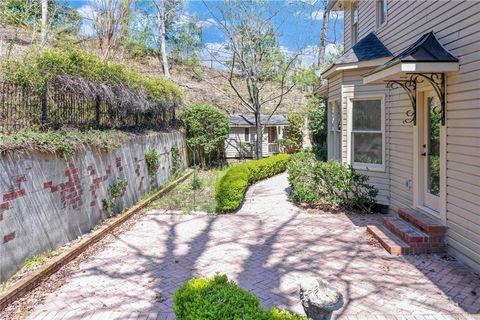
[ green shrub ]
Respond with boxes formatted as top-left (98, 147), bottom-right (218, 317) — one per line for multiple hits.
top-left (314, 160), bottom-right (378, 211)
top-left (282, 113), bottom-right (304, 154)
top-left (173, 274), bottom-right (305, 320)
top-left (287, 152), bottom-right (320, 203)
top-left (287, 154), bottom-right (378, 212)
top-left (215, 154), bottom-right (289, 212)
top-left (145, 149), bottom-right (160, 177)
top-left (182, 103), bottom-right (229, 167)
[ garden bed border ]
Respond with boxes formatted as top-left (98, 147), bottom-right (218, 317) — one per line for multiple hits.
top-left (0, 169), bottom-right (193, 311)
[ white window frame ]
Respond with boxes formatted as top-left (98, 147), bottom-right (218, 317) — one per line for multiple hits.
top-left (347, 96), bottom-right (385, 172)
top-left (351, 0), bottom-right (359, 45)
top-left (376, 0), bottom-right (388, 29)
top-left (328, 100), bottom-right (342, 161)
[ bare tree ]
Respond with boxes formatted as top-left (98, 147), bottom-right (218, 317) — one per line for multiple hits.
top-left (40, 0), bottom-right (48, 48)
top-left (90, 0), bottom-right (131, 60)
top-left (317, 0), bottom-right (329, 67)
top-left (203, 1), bottom-right (299, 159)
top-left (152, 0), bottom-right (183, 79)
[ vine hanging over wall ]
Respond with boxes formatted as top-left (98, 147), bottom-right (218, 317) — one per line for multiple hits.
top-left (102, 178), bottom-right (128, 215)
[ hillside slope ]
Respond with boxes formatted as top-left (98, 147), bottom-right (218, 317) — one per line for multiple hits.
top-left (0, 24), bottom-right (310, 115)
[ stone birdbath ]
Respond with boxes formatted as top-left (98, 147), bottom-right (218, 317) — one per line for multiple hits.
top-left (299, 277), bottom-right (344, 320)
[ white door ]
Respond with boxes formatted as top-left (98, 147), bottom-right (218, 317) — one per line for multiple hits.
top-left (422, 91), bottom-right (441, 212)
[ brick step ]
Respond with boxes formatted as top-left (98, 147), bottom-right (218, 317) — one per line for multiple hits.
top-left (398, 208), bottom-right (447, 235)
top-left (367, 225), bottom-right (410, 255)
top-left (382, 217), bottom-right (429, 245)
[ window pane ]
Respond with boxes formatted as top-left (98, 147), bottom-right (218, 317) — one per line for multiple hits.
top-left (244, 128), bottom-right (249, 141)
top-left (352, 100), bottom-right (381, 131)
top-left (353, 132), bottom-right (382, 164)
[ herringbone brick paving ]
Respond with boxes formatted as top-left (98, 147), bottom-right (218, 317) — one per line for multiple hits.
top-left (27, 174), bottom-right (480, 319)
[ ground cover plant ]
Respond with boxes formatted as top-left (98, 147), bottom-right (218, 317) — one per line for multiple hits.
top-left (288, 152), bottom-right (378, 212)
top-left (215, 154), bottom-right (290, 212)
top-left (173, 274), bottom-right (305, 320)
top-left (149, 168), bottom-right (227, 213)
top-left (0, 129), bottom-right (129, 155)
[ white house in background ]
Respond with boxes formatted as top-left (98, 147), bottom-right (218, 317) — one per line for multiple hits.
top-left (225, 114), bottom-right (289, 158)
top-left (321, 0), bottom-right (480, 269)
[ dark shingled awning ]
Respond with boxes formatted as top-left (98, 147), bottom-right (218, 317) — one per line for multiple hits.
top-left (365, 32), bottom-right (459, 77)
top-left (230, 115), bottom-right (289, 126)
top-left (335, 32), bottom-right (392, 65)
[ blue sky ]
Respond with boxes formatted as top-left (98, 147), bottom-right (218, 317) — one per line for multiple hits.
top-left (71, 0), bottom-right (344, 68)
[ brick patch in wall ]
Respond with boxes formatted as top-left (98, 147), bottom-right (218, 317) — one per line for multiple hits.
top-left (3, 190), bottom-right (26, 202)
top-left (3, 231), bottom-right (15, 243)
top-left (0, 202), bottom-right (9, 211)
top-left (44, 165), bottom-right (84, 210)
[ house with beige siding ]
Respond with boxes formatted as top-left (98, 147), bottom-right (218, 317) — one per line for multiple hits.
top-left (322, 0), bottom-right (480, 269)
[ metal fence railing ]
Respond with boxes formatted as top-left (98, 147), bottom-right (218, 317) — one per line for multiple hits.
top-left (0, 81), bottom-right (179, 134)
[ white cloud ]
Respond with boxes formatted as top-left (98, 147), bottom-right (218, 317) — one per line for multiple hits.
top-left (77, 5), bottom-right (95, 20)
top-left (309, 9), bottom-right (344, 20)
top-left (296, 43), bottom-right (340, 67)
top-left (199, 42), bottom-right (231, 70)
top-left (197, 18), bottom-right (218, 28)
top-left (77, 5), bottom-right (96, 37)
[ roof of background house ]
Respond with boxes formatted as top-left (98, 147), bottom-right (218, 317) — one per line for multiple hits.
top-left (230, 114), bottom-right (289, 126)
top-left (365, 31), bottom-right (459, 76)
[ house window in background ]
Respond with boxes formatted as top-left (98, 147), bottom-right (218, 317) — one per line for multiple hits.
top-left (330, 100), bottom-right (342, 161)
top-left (376, 0), bottom-right (388, 28)
top-left (351, 0), bottom-right (359, 45)
top-left (244, 128), bottom-right (249, 141)
top-left (267, 127), bottom-right (278, 143)
top-left (351, 99), bottom-right (384, 168)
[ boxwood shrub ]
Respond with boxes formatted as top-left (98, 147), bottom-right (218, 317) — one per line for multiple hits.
top-left (215, 154), bottom-right (290, 212)
top-left (173, 274), bottom-right (305, 320)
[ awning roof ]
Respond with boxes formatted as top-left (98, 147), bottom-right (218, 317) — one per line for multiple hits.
top-left (322, 33), bottom-right (392, 78)
top-left (363, 32), bottom-right (459, 84)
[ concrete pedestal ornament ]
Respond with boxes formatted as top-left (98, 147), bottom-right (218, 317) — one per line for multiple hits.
top-left (299, 277), bottom-right (343, 320)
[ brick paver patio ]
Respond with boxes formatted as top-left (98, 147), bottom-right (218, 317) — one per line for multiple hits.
top-left (27, 174), bottom-right (480, 319)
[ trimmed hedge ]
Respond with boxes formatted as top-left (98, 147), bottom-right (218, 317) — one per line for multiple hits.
top-left (173, 274), bottom-right (305, 320)
top-left (215, 154), bottom-right (290, 212)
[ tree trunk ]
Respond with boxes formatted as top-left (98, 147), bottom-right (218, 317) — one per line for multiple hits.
top-left (317, 2), bottom-right (329, 68)
top-left (255, 111), bottom-right (263, 160)
top-left (157, 12), bottom-right (170, 79)
top-left (40, 0), bottom-right (48, 48)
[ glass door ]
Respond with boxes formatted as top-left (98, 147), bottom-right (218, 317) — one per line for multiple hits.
top-left (422, 91), bottom-right (441, 212)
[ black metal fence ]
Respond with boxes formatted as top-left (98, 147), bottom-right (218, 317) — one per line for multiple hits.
top-left (0, 81), bottom-right (179, 134)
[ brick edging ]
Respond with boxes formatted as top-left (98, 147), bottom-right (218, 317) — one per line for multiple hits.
top-left (0, 170), bottom-right (193, 311)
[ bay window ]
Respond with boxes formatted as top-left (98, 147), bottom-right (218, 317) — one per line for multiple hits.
top-left (350, 98), bottom-right (384, 169)
top-left (329, 100), bottom-right (342, 161)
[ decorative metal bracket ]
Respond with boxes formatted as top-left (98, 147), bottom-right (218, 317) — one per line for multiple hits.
top-left (386, 78), bottom-right (417, 125)
top-left (385, 73), bottom-right (446, 126)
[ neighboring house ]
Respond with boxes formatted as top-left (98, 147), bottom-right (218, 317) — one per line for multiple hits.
top-left (225, 115), bottom-right (289, 158)
top-left (322, 0), bottom-right (480, 269)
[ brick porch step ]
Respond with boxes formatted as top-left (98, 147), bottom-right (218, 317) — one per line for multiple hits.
top-left (367, 225), bottom-right (410, 255)
top-left (398, 208), bottom-right (447, 235)
top-left (383, 217), bottom-right (429, 244)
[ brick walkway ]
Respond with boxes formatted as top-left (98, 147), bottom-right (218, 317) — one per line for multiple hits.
top-left (27, 174), bottom-right (480, 319)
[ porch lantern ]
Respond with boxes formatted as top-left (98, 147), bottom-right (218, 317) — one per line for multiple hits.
top-left (363, 32), bottom-right (459, 126)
